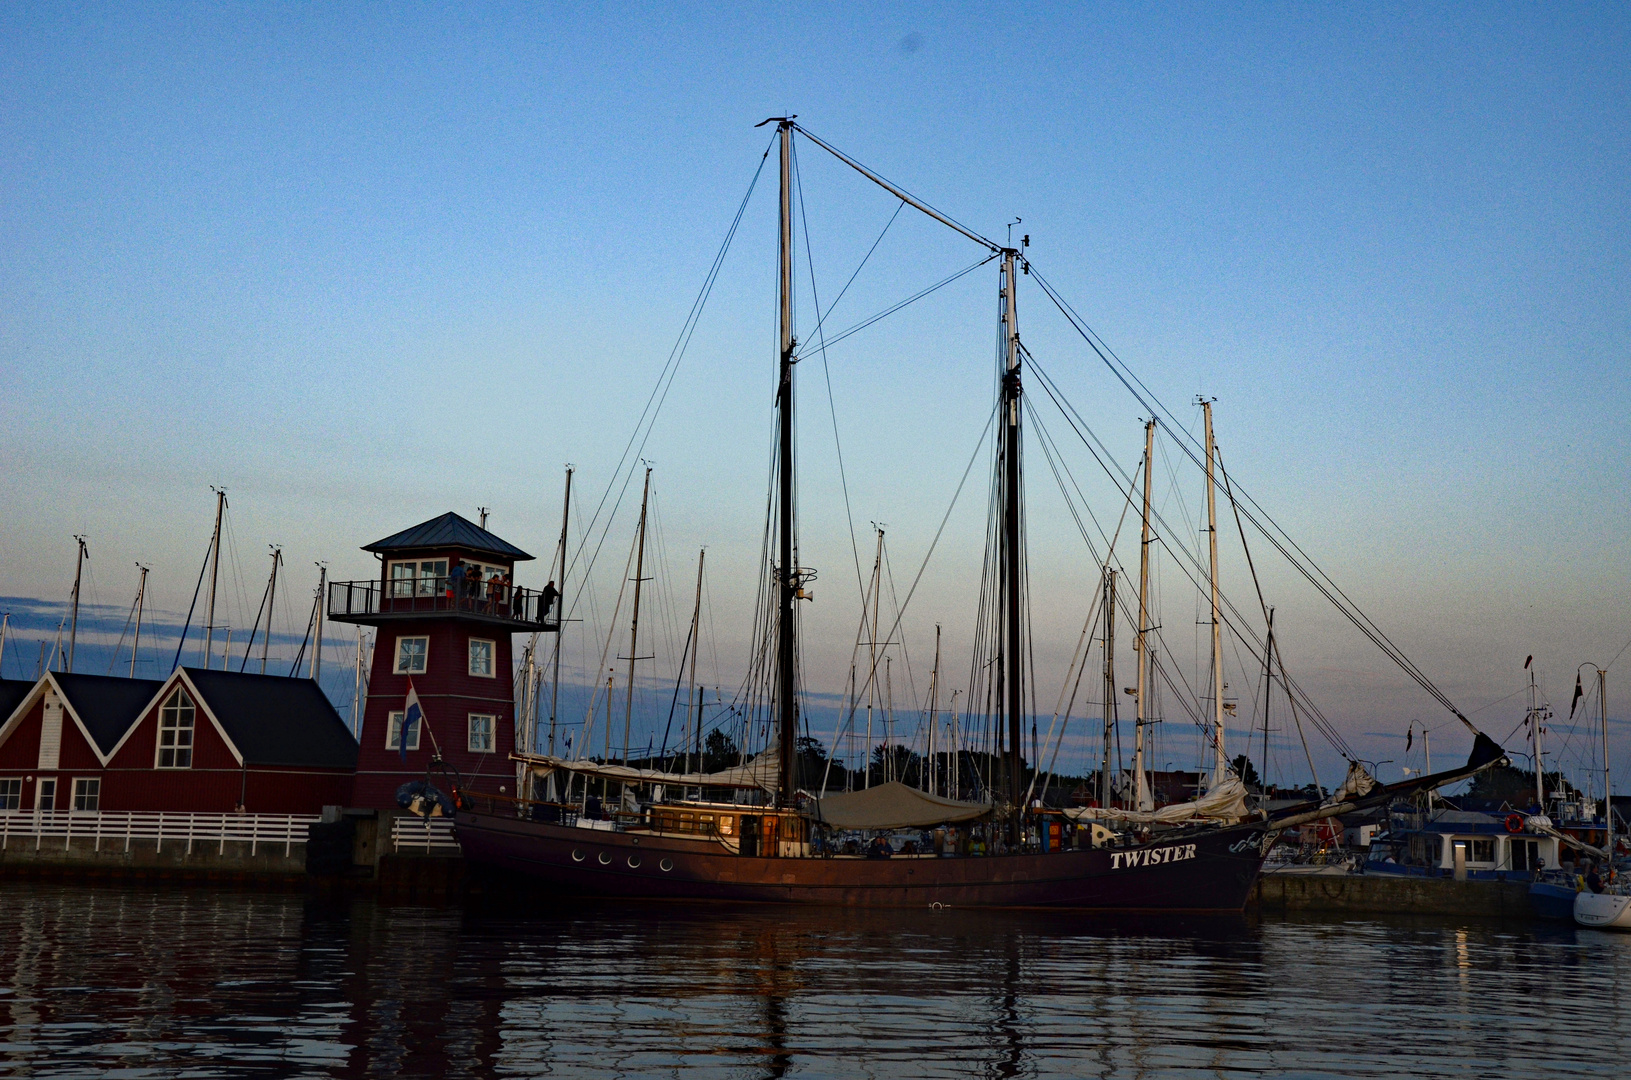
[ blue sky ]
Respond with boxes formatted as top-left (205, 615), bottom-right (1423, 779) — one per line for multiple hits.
top-left (2, 4), bottom-right (1628, 788)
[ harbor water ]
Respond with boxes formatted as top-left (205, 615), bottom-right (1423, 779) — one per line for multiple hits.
top-left (2, 879), bottom-right (1628, 1078)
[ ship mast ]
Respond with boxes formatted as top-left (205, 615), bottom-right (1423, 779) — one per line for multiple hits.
top-left (204, 487), bottom-right (226, 669)
top-left (1133, 420), bottom-right (1154, 812)
top-left (623, 466), bottom-right (653, 769)
top-left (67, 534), bottom-right (88, 673)
top-left (775, 118), bottom-right (798, 807)
top-left (1202, 400), bottom-right (1227, 787)
top-left (999, 248), bottom-right (1024, 812)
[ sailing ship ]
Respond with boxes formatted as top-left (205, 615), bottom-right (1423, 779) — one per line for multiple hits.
top-left (454, 120), bottom-right (1504, 911)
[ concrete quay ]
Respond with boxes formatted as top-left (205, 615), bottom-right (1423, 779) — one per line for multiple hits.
top-left (1255, 871), bottom-right (1535, 918)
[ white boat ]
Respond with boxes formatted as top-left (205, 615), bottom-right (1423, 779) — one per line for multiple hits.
top-left (1573, 888), bottom-right (1631, 930)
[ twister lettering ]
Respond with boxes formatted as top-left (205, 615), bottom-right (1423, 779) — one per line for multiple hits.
top-left (1109, 844), bottom-right (1197, 870)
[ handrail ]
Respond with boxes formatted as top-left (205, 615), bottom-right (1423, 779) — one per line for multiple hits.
top-left (0, 810), bottom-right (318, 856)
top-left (327, 578), bottom-right (560, 627)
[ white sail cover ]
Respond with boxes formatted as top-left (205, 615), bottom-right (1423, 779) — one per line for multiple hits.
top-left (519, 747), bottom-right (781, 795)
top-left (811, 781), bottom-right (992, 830)
top-left (1062, 776), bottom-right (1250, 826)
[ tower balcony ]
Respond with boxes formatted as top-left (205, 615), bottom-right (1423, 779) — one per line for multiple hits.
top-left (327, 578), bottom-right (560, 632)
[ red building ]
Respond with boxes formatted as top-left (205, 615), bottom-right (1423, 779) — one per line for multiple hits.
top-left (0, 669), bottom-right (356, 814)
top-left (328, 511), bottom-right (558, 809)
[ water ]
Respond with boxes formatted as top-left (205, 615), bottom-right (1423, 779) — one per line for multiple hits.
top-left (1, 880), bottom-right (1628, 1078)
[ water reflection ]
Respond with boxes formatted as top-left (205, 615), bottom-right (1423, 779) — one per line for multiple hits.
top-left (0, 879), bottom-right (1627, 1078)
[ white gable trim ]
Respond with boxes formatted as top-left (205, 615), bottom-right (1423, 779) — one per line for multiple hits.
top-left (102, 675), bottom-right (189, 764)
top-left (0, 674), bottom-right (125, 768)
top-left (103, 670), bottom-right (246, 767)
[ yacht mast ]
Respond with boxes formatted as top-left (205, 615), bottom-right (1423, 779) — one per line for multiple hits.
top-left (775, 118), bottom-right (799, 807)
top-left (927, 624), bottom-right (940, 794)
top-left (261, 547), bottom-right (281, 674)
top-left (1601, 668), bottom-right (1612, 860)
top-left (1133, 420), bottom-right (1154, 811)
top-left (623, 466), bottom-right (653, 768)
top-left (999, 248), bottom-right (1024, 811)
top-left (204, 488), bottom-right (226, 669)
top-left (1528, 658), bottom-right (1545, 809)
top-left (67, 534), bottom-right (88, 673)
top-left (865, 528), bottom-right (883, 789)
top-left (1101, 568), bottom-right (1117, 807)
top-left (685, 549), bottom-right (705, 789)
top-left (548, 466), bottom-right (573, 756)
top-left (1202, 401), bottom-right (1227, 787)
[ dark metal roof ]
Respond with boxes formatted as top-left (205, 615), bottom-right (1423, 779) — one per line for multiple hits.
top-left (183, 669), bottom-right (359, 770)
top-left (362, 511), bottom-right (533, 562)
top-left (0, 679), bottom-right (35, 728)
top-left (53, 673), bottom-right (166, 756)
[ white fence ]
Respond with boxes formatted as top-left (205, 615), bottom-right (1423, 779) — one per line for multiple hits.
top-left (0, 810), bottom-right (318, 857)
top-left (391, 815), bottom-right (461, 854)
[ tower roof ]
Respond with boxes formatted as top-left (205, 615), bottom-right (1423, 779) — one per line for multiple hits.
top-left (362, 511), bottom-right (534, 562)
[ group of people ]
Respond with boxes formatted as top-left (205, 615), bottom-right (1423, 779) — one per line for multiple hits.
top-left (437, 560), bottom-right (559, 623)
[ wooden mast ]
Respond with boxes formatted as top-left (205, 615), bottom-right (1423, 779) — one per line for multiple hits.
top-left (775, 118), bottom-right (798, 807)
top-left (999, 248), bottom-right (1024, 812)
top-left (1202, 401), bottom-right (1227, 787)
top-left (261, 547), bottom-right (281, 674)
top-left (622, 466), bottom-right (653, 768)
top-left (548, 466), bottom-right (573, 756)
top-left (1133, 419), bottom-right (1154, 811)
top-left (685, 548), bottom-right (705, 793)
top-left (1101, 568), bottom-right (1117, 808)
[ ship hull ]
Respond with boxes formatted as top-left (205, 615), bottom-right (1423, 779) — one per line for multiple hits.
top-left (454, 810), bottom-right (1270, 912)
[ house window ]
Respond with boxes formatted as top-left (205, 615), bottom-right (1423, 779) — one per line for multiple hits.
top-left (1468, 838), bottom-right (1496, 864)
top-left (389, 559), bottom-right (448, 598)
top-left (72, 778), bottom-right (100, 812)
top-left (0, 779), bottom-right (20, 810)
top-left (386, 710), bottom-right (421, 752)
top-left (157, 688), bottom-right (195, 768)
top-left (395, 636), bottom-right (429, 675)
top-left (468, 714), bottom-right (495, 753)
top-left (468, 638), bottom-right (495, 677)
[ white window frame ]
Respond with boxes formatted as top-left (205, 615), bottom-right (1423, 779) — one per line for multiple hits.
top-left (394, 636), bottom-right (429, 675)
top-left (35, 777), bottom-right (57, 811)
top-left (156, 687), bottom-right (196, 769)
top-left (386, 710), bottom-right (422, 752)
top-left (72, 777), bottom-right (100, 813)
top-left (388, 559), bottom-right (449, 598)
top-left (0, 778), bottom-right (21, 810)
top-left (467, 713), bottom-right (495, 753)
top-left (468, 638), bottom-right (495, 678)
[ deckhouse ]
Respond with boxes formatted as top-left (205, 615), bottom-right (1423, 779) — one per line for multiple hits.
top-left (327, 511), bottom-right (559, 808)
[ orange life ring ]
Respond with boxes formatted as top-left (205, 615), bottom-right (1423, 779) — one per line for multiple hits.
top-left (1505, 813), bottom-right (1525, 834)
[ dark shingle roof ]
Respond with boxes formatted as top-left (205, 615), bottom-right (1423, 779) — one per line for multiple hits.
top-left (0, 679), bottom-right (35, 727)
top-left (54, 673), bottom-right (166, 756)
top-left (362, 511), bottom-right (533, 562)
top-left (183, 669), bottom-right (359, 770)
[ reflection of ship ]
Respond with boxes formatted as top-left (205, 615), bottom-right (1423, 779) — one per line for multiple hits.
top-left (456, 120), bottom-right (1503, 912)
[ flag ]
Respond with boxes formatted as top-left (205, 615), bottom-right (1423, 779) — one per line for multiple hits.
top-left (1570, 674), bottom-right (1585, 719)
top-left (401, 681), bottom-right (424, 761)
top-left (1406, 728), bottom-right (1413, 753)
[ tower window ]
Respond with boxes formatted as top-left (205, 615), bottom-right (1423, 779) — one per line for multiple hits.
top-left (387, 710), bottom-right (422, 752)
top-left (468, 713), bottom-right (495, 753)
top-left (157, 688), bottom-right (195, 768)
top-left (389, 559), bottom-right (448, 598)
top-left (395, 636), bottom-right (429, 675)
top-left (468, 638), bottom-right (495, 677)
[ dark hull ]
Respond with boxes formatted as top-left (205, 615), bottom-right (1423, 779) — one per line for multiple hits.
top-left (454, 810), bottom-right (1270, 912)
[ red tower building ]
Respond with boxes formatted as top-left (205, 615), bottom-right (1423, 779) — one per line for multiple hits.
top-left (328, 512), bottom-right (559, 809)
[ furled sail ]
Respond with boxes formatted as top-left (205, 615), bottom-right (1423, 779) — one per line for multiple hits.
top-left (1062, 776), bottom-right (1251, 826)
top-left (810, 781), bottom-right (992, 830)
top-left (518, 744), bottom-right (781, 795)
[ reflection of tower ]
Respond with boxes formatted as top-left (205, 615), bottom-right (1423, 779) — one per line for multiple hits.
top-left (329, 512), bottom-right (560, 808)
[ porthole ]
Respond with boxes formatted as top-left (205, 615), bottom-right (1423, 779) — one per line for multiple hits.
top-left (627, 855), bottom-right (642, 868)
top-left (598, 851), bottom-right (612, 865)
top-left (571, 850), bottom-right (585, 862)
top-left (660, 858), bottom-right (674, 872)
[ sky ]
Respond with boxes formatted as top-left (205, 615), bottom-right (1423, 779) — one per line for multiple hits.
top-left (2, 4), bottom-right (1628, 790)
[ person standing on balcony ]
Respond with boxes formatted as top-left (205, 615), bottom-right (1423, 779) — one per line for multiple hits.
top-left (446, 561), bottom-right (466, 606)
top-left (540, 579), bottom-right (559, 623)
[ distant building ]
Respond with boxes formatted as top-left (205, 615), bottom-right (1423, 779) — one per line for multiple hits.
top-left (0, 669), bottom-right (356, 814)
top-left (327, 511), bottom-right (559, 809)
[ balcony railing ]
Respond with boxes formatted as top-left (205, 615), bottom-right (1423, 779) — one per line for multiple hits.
top-left (327, 578), bottom-right (561, 629)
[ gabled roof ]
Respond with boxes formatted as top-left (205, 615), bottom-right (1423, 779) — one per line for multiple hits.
top-left (181, 668), bottom-right (359, 770)
top-left (53, 673), bottom-right (166, 757)
top-left (362, 511), bottom-right (533, 562)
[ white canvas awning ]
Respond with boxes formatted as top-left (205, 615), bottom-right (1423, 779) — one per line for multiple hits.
top-left (810, 781), bottom-right (992, 830)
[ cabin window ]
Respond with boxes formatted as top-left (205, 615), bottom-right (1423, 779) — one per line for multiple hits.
top-left (389, 559), bottom-right (448, 598)
top-left (386, 710), bottom-right (421, 752)
top-left (72, 778), bottom-right (100, 812)
top-left (157, 688), bottom-right (195, 768)
top-left (1409, 835), bottom-right (1440, 867)
top-left (0, 779), bottom-right (20, 810)
top-left (468, 714), bottom-right (495, 753)
top-left (394, 636), bottom-right (429, 675)
top-left (468, 638), bottom-right (495, 678)
top-left (1468, 838), bottom-right (1496, 864)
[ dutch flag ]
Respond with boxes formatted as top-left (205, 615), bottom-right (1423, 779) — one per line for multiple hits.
top-left (401, 681), bottom-right (424, 761)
